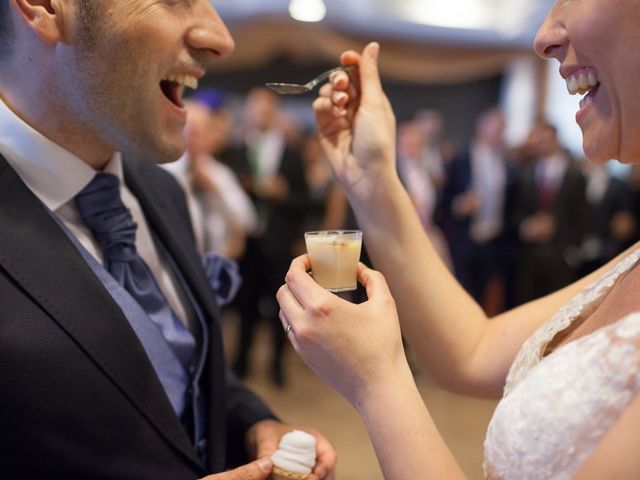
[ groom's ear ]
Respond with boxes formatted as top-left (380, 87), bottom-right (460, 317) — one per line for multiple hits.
top-left (11, 0), bottom-right (71, 45)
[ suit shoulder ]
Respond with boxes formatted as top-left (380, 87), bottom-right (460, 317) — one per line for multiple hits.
top-left (130, 159), bottom-right (185, 196)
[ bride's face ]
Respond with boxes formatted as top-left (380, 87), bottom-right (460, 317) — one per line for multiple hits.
top-left (534, 0), bottom-right (640, 164)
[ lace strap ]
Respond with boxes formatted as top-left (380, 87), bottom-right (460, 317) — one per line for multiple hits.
top-left (505, 248), bottom-right (640, 395)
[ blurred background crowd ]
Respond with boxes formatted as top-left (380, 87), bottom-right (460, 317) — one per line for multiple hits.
top-left (165, 86), bottom-right (640, 387)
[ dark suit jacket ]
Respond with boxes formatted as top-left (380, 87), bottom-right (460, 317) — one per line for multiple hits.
top-left (438, 147), bottom-right (519, 259)
top-left (512, 158), bottom-right (587, 254)
top-left (510, 157), bottom-right (588, 301)
top-left (584, 175), bottom-right (635, 268)
top-left (0, 154), bottom-right (275, 479)
top-left (225, 143), bottom-right (310, 302)
top-left (226, 143), bottom-right (309, 261)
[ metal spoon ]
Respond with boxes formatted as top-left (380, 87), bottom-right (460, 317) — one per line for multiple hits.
top-left (266, 66), bottom-right (350, 95)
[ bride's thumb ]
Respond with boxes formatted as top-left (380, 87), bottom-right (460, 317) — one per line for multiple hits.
top-left (359, 42), bottom-right (384, 102)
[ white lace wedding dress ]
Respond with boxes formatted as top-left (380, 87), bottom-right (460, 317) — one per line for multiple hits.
top-left (483, 249), bottom-right (640, 479)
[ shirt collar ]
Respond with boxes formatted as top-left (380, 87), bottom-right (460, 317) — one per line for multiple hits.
top-left (0, 97), bottom-right (123, 212)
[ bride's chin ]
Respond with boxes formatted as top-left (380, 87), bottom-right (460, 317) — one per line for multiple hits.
top-left (582, 150), bottom-right (608, 164)
top-left (582, 139), bottom-right (615, 164)
top-left (615, 141), bottom-right (640, 165)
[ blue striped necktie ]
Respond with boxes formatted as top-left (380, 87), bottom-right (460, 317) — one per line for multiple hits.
top-left (75, 173), bottom-right (195, 369)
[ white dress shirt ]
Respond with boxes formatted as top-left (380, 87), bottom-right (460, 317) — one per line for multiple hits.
top-left (0, 98), bottom-right (192, 327)
top-left (536, 151), bottom-right (569, 198)
top-left (470, 141), bottom-right (506, 243)
top-left (162, 154), bottom-right (258, 255)
top-left (398, 153), bottom-right (437, 229)
top-left (245, 129), bottom-right (285, 181)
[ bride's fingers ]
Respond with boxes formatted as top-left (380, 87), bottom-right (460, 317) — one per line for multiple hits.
top-left (332, 91), bottom-right (349, 108)
top-left (278, 309), bottom-right (289, 332)
top-left (318, 83), bottom-right (334, 98)
top-left (329, 70), bottom-right (350, 91)
top-left (314, 96), bottom-right (348, 120)
top-left (278, 309), bottom-right (301, 351)
top-left (313, 96), bottom-right (336, 119)
top-left (340, 50), bottom-right (362, 67)
top-left (321, 83), bottom-right (355, 108)
top-left (332, 106), bottom-right (347, 117)
top-left (277, 284), bottom-right (304, 315)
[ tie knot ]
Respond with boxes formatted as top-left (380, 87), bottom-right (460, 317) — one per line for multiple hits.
top-left (75, 173), bottom-right (138, 261)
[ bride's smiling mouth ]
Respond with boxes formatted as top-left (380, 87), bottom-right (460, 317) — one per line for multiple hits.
top-left (564, 68), bottom-right (601, 112)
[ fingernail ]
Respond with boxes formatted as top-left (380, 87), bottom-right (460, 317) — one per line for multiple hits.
top-left (333, 92), bottom-right (347, 103)
top-left (256, 456), bottom-right (272, 472)
top-left (370, 42), bottom-right (380, 60)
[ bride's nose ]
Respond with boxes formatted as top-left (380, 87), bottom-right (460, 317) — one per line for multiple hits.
top-left (534, 7), bottom-right (567, 61)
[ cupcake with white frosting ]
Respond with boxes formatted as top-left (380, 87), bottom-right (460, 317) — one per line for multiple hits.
top-left (271, 430), bottom-right (317, 480)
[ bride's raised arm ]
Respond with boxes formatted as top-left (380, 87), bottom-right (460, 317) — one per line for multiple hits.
top-left (311, 42), bottom-right (609, 397)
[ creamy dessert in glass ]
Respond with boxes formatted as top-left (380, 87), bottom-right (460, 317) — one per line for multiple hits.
top-left (304, 230), bottom-right (362, 292)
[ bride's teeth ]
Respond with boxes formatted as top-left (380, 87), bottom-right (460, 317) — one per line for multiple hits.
top-left (565, 69), bottom-right (599, 95)
top-left (567, 76), bottom-right (579, 94)
top-left (578, 73), bottom-right (588, 90)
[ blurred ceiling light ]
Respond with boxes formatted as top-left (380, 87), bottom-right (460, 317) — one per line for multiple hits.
top-left (289, 0), bottom-right (327, 22)
top-left (398, 0), bottom-right (496, 30)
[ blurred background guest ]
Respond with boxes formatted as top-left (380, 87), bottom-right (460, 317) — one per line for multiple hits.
top-left (577, 160), bottom-right (637, 276)
top-left (227, 87), bottom-right (309, 387)
top-left (163, 91), bottom-right (258, 260)
top-left (413, 108), bottom-right (454, 192)
top-left (397, 120), bottom-right (451, 268)
top-left (439, 107), bottom-right (518, 313)
top-left (512, 120), bottom-right (587, 303)
top-left (300, 132), bottom-right (348, 233)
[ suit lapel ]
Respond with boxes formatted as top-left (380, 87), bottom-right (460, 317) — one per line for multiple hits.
top-left (123, 158), bottom-right (221, 320)
top-left (123, 157), bottom-right (228, 468)
top-left (0, 155), bottom-right (201, 468)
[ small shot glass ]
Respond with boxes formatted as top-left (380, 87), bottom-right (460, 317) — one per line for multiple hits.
top-left (304, 230), bottom-right (363, 292)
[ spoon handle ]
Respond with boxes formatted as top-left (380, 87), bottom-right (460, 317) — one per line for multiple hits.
top-left (307, 66), bottom-right (351, 89)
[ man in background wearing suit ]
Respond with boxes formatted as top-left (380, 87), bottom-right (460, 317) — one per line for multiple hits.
top-left (0, 1), bottom-right (335, 479)
top-left (439, 107), bottom-right (519, 312)
top-left (512, 121), bottom-right (587, 303)
top-left (227, 87), bottom-right (309, 387)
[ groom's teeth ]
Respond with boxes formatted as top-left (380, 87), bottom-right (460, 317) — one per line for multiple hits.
top-left (162, 74), bottom-right (199, 90)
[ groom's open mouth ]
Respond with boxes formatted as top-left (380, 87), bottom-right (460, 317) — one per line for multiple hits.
top-left (159, 74), bottom-right (199, 109)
